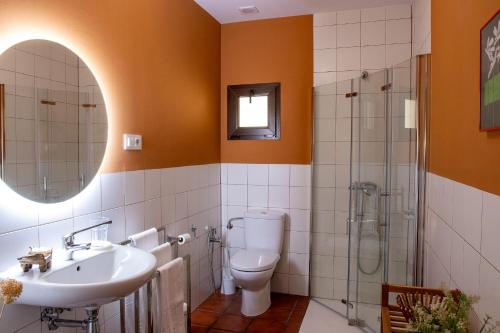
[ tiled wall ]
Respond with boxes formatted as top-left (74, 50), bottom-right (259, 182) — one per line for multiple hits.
top-left (311, 4), bottom-right (414, 303)
top-left (313, 4), bottom-right (412, 86)
top-left (0, 164), bottom-right (221, 332)
top-left (425, 173), bottom-right (500, 331)
top-left (411, 0), bottom-right (431, 56)
top-left (220, 163), bottom-right (311, 296)
top-left (0, 39), bottom-right (106, 202)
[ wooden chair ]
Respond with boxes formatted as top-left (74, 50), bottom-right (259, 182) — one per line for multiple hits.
top-left (381, 284), bottom-right (449, 333)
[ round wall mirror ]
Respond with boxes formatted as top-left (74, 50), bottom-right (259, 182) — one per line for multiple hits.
top-left (0, 39), bottom-right (108, 203)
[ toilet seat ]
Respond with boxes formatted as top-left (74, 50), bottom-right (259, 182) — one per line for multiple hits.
top-left (230, 249), bottom-right (279, 272)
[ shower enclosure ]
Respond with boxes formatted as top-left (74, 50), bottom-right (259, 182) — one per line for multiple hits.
top-left (311, 56), bottom-right (429, 332)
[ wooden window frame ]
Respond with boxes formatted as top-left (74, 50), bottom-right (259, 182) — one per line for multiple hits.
top-left (227, 82), bottom-right (281, 140)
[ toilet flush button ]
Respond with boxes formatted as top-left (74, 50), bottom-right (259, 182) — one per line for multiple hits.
top-left (123, 134), bottom-right (142, 150)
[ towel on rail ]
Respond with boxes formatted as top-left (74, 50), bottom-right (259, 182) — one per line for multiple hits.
top-left (128, 227), bottom-right (160, 333)
top-left (157, 257), bottom-right (185, 333)
top-left (150, 241), bottom-right (172, 266)
top-left (128, 228), bottom-right (159, 250)
top-left (150, 241), bottom-right (173, 332)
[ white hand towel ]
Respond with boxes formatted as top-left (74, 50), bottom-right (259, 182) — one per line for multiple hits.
top-left (157, 257), bottom-right (185, 333)
top-left (150, 241), bottom-right (173, 332)
top-left (127, 227), bottom-right (159, 333)
top-left (128, 228), bottom-right (159, 251)
top-left (150, 242), bottom-right (172, 267)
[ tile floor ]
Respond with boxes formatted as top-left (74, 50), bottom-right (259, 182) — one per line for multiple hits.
top-left (191, 289), bottom-right (309, 333)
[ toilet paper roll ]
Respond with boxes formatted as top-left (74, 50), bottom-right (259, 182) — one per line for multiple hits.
top-left (177, 233), bottom-right (191, 245)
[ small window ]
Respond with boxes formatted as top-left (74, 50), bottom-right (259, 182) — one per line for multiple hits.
top-left (227, 83), bottom-right (280, 140)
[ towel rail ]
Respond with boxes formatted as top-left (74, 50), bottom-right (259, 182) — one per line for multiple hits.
top-left (118, 227), bottom-right (191, 333)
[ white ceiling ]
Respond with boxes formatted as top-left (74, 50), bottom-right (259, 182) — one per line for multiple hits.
top-left (194, 0), bottom-right (411, 24)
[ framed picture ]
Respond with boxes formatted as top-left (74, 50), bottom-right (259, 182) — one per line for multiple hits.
top-left (480, 9), bottom-right (500, 131)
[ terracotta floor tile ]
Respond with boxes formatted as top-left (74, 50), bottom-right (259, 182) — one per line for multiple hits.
top-left (256, 307), bottom-right (292, 322)
top-left (270, 293), bottom-right (298, 309)
top-left (283, 322), bottom-right (302, 333)
top-left (191, 325), bottom-right (210, 333)
top-left (224, 301), bottom-right (244, 316)
top-left (212, 314), bottom-right (252, 332)
top-left (246, 319), bottom-right (287, 333)
top-left (192, 310), bottom-right (219, 326)
top-left (198, 299), bottom-right (232, 313)
top-left (192, 290), bottom-right (310, 333)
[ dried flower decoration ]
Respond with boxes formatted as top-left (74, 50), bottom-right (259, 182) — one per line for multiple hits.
top-left (0, 279), bottom-right (23, 320)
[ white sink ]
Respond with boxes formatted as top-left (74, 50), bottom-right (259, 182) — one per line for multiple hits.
top-left (0, 245), bottom-right (157, 308)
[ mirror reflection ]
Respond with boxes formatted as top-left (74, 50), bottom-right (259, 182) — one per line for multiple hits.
top-left (0, 40), bottom-right (107, 203)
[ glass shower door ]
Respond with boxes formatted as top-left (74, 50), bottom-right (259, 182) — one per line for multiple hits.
top-left (347, 69), bottom-right (391, 331)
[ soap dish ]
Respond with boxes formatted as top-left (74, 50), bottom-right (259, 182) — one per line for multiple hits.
top-left (90, 241), bottom-right (113, 251)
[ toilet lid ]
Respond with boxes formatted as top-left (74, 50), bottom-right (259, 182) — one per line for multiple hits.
top-left (230, 249), bottom-right (280, 272)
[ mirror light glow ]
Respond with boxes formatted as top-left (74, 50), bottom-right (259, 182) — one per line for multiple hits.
top-left (0, 27), bottom-right (111, 209)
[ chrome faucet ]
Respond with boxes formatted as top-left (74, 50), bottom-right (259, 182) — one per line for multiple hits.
top-left (63, 219), bottom-right (112, 260)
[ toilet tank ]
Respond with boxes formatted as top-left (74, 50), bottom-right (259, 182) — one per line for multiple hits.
top-left (244, 209), bottom-right (285, 253)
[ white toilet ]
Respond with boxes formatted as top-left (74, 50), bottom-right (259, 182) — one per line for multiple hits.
top-left (230, 209), bottom-right (285, 317)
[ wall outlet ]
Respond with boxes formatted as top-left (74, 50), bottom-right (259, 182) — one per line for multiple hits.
top-left (123, 134), bottom-right (142, 150)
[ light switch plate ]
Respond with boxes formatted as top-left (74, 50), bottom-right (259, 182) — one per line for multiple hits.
top-left (123, 134), bottom-right (142, 150)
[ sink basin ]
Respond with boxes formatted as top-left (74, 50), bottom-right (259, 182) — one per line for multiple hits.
top-left (0, 245), bottom-right (157, 308)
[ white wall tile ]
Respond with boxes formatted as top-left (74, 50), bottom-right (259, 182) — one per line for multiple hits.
top-left (452, 182), bottom-right (482, 251)
top-left (315, 49), bottom-right (337, 72)
top-left (175, 192), bottom-right (188, 220)
top-left (386, 43), bottom-right (411, 67)
top-left (290, 165), bottom-right (311, 187)
top-left (248, 185), bottom-right (268, 208)
top-left (386, 19), bottom-right (412, 44)
top-left (269, 164), bottom-right (290, 186)
top-left (125, 170), bottom-right (145, 205)
top-left (361, 21), bottom-right (386, 46)
top-left (462, 243), bottom-right (480, 296)
top-left (0, 195), bottom-right (37, 234)
top-left (290, 187), bottom-right (310, 210)
top-left (314, 12), bottom-right (336, 27)
top-left (125, 202), bottom-right (145, 236)
top-left (271, 273), bottom-right (289, 293)
top-left (269, 186), bottom-right (289, 208)
top-left (38, 218), bottom-right (73, 251)
top-left (289, 253), bottom-right (309, 275)
top-left (481, 192), bottom-right (500, 271)
top-left (361, 45), bottom-right (386, 70)
top-left (290, 231), bottom-right (310, 254)
top-left (336, 47), bottom-right (360, 71)
top-left (227, 164), bottom-right (247, 185)
top-left (73, 176), bottom-right (101, 216)
top-left (361, 7), bottom-right (386, 22)
top-left (145, 198), bottom-right (162, 230)
top-left (337, 24), bottom-right (360, 48)
top-left (174, 167), bottom-right (189, 193)
top-left (337, 9), bottom-right (360, 24)
top-left (101, 172), bottom-right (124, 210)
top-left (314, 26), bottom-right (337, 50)
top-left (102, 206), bottom-right (126, 244)
top-left (145, 169), bottom-right (161, 200)
top-left (386, 4), bottom-right (411, 20)
top-left (478, 258), bottom-right (500, 323)
top-left (227, 185), bottom-right (247, 206)
top-left (0, 227), bottom-right (39, 271)
top-left (247, 164), bottom-right (268, 185)
top-left (288, 275), bottom-right (309, 296)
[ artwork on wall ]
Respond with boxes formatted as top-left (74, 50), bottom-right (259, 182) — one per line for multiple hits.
top-left (480, 9), bottom-right (500, 131)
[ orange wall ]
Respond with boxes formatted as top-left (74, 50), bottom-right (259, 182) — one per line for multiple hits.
top-left (221, 16), bottom-right (313, 164)
top-left (0, 0), bottom-right (221, 172)
top-left (430, 1), bottom-right (500, 195)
